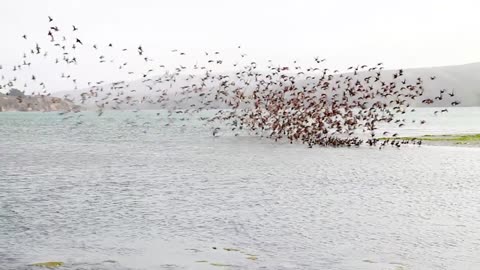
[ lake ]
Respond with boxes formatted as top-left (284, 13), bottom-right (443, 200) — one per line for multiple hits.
top-left (1, 107), bottom-right (480, 270)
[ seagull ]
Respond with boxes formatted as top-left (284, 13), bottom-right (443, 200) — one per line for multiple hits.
top-left (48, 31), bottom-right (54, 41)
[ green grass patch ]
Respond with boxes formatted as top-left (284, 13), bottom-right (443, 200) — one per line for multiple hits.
top-left (29, 262), bottom-right (64, 268)
top-left (380, 133), bottom-right (480, 143)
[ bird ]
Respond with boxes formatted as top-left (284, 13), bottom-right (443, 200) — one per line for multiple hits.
top-left (2, 18), bottom-right (456, 149)
top-left (48, 31), bottom-right (54, 41)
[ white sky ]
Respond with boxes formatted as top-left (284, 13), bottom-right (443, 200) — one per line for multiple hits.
top-left (1, 0), bottom-right (480, 92)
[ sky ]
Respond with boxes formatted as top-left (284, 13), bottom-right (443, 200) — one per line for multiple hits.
top-left (1, 0), bottom-right (480, 93)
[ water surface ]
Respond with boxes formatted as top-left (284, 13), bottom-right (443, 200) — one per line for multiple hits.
top-left (1, 108), bottom-right (480, 270)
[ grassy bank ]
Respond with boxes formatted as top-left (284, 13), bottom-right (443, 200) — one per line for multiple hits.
top-left (380, 133), bottom-right (480, 145)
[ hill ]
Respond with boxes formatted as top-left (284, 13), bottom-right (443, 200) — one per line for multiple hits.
top-left (54, 62), bottom-right (480, 109)
top-left (0, 92), bottom-right (80, 112)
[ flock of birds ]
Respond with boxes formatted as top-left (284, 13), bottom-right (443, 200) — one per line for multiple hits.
top-left (0, 17), bottom-right (462, 148)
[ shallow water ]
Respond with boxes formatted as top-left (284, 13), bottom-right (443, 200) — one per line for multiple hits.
top-left (1, 108), bottom-right (480, 270)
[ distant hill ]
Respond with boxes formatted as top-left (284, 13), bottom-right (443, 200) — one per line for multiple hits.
top-left (54, 62), bottom-right (480, 109)
top-left (0, 91), bottom-right (80, 112)
top-left (375, 62), bottom-right (480, 107)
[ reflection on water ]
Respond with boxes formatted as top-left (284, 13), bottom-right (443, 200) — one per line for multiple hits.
top-left (1, 108), bottom-right (480, 270)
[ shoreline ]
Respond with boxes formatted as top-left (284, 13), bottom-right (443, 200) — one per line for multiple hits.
top-left (380, 133), bottom-right (480, 147)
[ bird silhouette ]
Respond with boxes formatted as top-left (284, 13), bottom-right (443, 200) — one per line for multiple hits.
top-left (1, 18), bottom-right (457, 149)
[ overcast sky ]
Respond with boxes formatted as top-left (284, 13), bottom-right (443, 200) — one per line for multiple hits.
top-left (1, 0), bottom-right (479, 92)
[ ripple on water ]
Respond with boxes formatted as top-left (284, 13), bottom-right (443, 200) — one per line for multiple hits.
top-left (1, 111), bottom-right (480, 270)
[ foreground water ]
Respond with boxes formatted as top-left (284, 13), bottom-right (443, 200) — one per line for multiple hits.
top-left (1, 108), bottom-right (480, 270)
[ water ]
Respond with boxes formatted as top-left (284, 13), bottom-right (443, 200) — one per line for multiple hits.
top-left (1, 107), bottom-right (480, 270)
